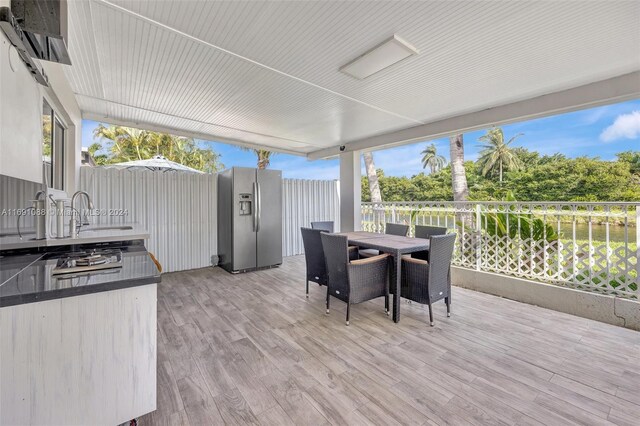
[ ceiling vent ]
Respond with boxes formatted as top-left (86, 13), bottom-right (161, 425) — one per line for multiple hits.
top-left (340, 35), bottom-right (419, 80)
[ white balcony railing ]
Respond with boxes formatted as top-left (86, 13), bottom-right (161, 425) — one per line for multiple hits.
top-left (361, 201), bottom-right (639, 299)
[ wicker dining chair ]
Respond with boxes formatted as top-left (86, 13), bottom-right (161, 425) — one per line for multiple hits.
top-left (301, 227), bottom-right (358, 298)
top-left (415, 225), bottom-right (448, 239)
top-left (359, 222), bottom-right (410, 258)
top-left (301, 227), bottom-right (329, 298)
top-left (321, 233), bottom-right (390, 325)
top-left (311, 221), bottom-right (334, 232)
top-left (401, 233), bottom-right (456, 326)
top-left (412, 225), bottom-right (448, 261)
top-left (386, 223), bottom-right (410, 236)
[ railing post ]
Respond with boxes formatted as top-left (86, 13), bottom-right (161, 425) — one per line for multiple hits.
top-left (475, 204), bottom-right (482, 271)
top-left (636, 206), bottom-right (640, 296)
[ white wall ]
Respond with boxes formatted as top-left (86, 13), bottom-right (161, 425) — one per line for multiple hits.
top-left (452, 267), bottom-right (640, 331)
top-left (339, 150), bottom-right (361, 232)
top-left (80, 167), bottom-right (218, 273)
top-left (0, 29), bottom-right (81, 191)
top-left (0, 30), bottom-right (43, 183)
top-left (80, 167), bottom-right (340, 272)
top-left (282, 178), bottom-right (340, 256)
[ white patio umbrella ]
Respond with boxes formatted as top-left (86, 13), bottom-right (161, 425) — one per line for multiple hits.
top-left (110, 155), bottom-right (204, 173)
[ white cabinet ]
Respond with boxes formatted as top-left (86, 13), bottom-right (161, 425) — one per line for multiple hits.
top-left (0, 285), bottom-right (157, 425)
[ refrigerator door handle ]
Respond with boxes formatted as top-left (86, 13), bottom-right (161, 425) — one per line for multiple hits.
top-left (256, 181), bottom-right (261, 232)
top-left (253, 182), bottom-right (258, 232)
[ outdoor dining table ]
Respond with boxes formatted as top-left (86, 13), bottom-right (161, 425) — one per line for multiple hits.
top-left (337, 231), bottom-right (430, 323)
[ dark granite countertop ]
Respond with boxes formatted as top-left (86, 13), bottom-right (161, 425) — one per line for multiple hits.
top-left (0, 241), bottom-right (161, 307)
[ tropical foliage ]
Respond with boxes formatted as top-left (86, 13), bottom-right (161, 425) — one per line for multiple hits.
top-left (42, 114), bottom-right (52, 157)
top-left (362, 149), bottom-right (640, 203)
top-left (91, 124), bottom-right (223, 173)
top-left (476, 127), bottom-right (523, 182)
top-left (617, 151), bottom-right (640, 175)
top-left (421, 143), bottom-right (446, 174)
top-left (481, 192), bottom-right (559, 242)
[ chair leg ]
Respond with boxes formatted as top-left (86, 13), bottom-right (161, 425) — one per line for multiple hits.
top-left (326, 288), bottom-right (330, 314)
top-left (346, 302), bottom-right (351, 326)
top-left (428, 302), bottom-right (434, 326)
top-left (445, 297), bottom-right (451, 317)
top-left (306, 280), bottom-right (309, 298)
top-left (385, 295), bottom-right (389, 316)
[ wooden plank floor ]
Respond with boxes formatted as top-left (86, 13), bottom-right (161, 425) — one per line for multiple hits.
top-left (140, 255), bottom-right (640, 426)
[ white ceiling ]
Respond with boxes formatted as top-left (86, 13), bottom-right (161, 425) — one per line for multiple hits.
top-left (63, 0), bottom-right (640, 156)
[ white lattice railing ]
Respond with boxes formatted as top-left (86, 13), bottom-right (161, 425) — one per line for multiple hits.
top-left (361, 201), bottom-right (639, 299)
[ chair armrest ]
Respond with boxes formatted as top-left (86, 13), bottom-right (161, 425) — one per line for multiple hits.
top-left (350, 253), bottom-right (389, 265)
top-left (401, 256), bottom-right (428, 266)
top-left (348, 253), bottom-right (390, 303)
top-left (347, 245), bottom-right (359, 261)
top-left (401, 256), bottom-right (430, 282)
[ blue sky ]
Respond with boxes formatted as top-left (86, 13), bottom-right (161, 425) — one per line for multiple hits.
top-left (82, 98), bottom-right (640, 179)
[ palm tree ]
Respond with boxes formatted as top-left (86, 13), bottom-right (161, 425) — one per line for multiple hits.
top-left (254, 149), bottom-right (273, 169)
top-left (363, 152), bottom-right (382, 203)
top-left (477, 127), bottom-right (523, 183)
top-left (450, 134), bottom-right (471, 225)
top-left (94, 125), bottom-right (153, 161)
top-left (421, 143), bottom-right (446, 174)
top-left (93, 124), bottom-right (223, 172)
top-left (241, 148), bottom-right (274, 169)
top-left (363, 152), bottom-right (384, 231)
top-left (449, 134), bottom-right (468, 202)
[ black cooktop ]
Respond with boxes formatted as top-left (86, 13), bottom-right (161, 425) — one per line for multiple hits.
top-left (0, 240), bottom-right (160, 307)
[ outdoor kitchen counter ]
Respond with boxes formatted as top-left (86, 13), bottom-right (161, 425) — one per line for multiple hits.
top-left (0, 243), bottom-right (161, 307)
top-left (0, 241), bottom-right (159, 425)
top-left (0, 222), bottom-right (150, 250)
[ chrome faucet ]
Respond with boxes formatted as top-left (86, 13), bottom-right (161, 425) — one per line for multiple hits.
top-left (69, 191), bottom-right (94, 238)
top-left (16, 190), bottom-right (47, 239)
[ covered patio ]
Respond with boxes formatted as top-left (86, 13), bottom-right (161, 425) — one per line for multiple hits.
top-left (143, 256), bottom-right (640, 425)
top-left (1, 0), bottom-right (639, 425)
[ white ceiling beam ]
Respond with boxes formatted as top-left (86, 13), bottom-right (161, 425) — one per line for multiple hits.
top-left (76, 93), bottom-right (312, 148)
top-left (82, 112), bottom-right (307, 157)
top-left (307, 71), bottom-right (640, 160)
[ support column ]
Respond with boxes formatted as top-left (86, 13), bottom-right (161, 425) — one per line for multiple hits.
top-left (339, 150), bottom-right (361, 232)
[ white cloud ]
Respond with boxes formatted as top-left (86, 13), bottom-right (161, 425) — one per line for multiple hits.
top-left (579, 105), bottom-right (610, 125)
top-left (600, 111), bottom-right (640, 142)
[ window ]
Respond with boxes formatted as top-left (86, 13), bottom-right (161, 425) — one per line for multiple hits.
top-left (42, 100), bottom-right (65, 189)
top-left (42, 101), bottom-right (53, 185)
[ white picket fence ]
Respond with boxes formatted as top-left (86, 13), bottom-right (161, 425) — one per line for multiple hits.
top-left (79, 167), bottom-right (339, 272)
top-left (362, 201), bottom-right (640, 299)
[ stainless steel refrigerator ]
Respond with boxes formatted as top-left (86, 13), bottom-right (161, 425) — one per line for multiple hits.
top-left (217, 167), bottom-right (283, 273)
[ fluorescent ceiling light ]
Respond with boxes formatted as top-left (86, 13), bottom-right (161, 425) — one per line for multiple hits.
top-left (340, 35), bottom-right (419, 80)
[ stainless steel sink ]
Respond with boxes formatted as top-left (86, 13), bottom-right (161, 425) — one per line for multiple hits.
top-left (81, 225), bottom-right (134, 232)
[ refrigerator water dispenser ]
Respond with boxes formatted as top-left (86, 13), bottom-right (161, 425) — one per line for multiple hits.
top-left (239, 194), bottom-right (252, 216)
